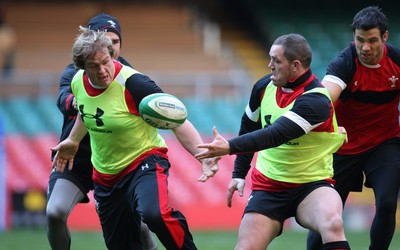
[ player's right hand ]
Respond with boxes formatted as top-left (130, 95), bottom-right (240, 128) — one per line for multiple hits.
top-left (338, 126), bottom-right (348, 143)
top-left (51, 138), bottom-right (79, 172)
top-left (227, 178), bottom-right (245, 208)
top-left (198, 157), bottom-right (220, 182)
top-left (196, 127), bottom-right (230, 160)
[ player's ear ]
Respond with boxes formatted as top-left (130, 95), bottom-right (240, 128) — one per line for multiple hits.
top-left (291, 60), bottom-right (300, 71)
top-left (383, 31), bottom-right (389, 42)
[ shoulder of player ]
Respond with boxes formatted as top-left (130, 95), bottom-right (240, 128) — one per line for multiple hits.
top-left (254, 74), bottom-right (272, 88)
top-left (386, 43), bottom-right (400, 65)
top-left (296, 88), bottom-right (331, 109)
top-left (117, 56), bottom-right (133, 68)
top-left (252, 74), bottom-right (272, 96)
top-left (336, 44), bottom-right (357, 62)
top-left (60, 63), bottom-right (79, 83)
top-left (125, 73), bottom-right (163, 101)
top-left (293, 92), bottom-right (331, 123)
top-left (325, 45), bottom-right (356, 81)
top-left (246, 74), bottom-right (271, 109)
top-left (125, 72), bottom-right (154, 86)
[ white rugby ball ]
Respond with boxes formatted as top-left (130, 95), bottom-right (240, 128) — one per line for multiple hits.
top-left (139, 93), bottom-right (187, 129)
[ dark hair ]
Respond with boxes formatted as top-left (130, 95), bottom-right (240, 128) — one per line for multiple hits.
top-left (352, 6), bottom-right (388, 37)
top-left (273, 33), bottom-right (312, 68)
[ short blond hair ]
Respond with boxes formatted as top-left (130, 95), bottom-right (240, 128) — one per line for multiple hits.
top-left (72, 26), bottom-right (114, 69)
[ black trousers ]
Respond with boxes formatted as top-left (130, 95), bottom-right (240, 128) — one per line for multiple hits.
top-left (94, 154), bottom-right (197, 250)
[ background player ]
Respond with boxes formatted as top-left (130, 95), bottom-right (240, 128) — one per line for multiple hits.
top-left (307, 6), bottom-right (400, 250)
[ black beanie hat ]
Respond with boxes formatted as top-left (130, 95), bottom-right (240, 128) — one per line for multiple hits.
top-left (87, 13), bottom-right (122, 47)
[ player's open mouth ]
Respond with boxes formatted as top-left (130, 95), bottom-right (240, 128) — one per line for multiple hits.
top-left (99, 75), bottom-right (108, 81)
top-left (361, 53), bottom-right (371, 58)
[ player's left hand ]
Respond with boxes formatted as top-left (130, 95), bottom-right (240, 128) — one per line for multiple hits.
top-left (198, 157), bottom-right (220, 182)
top-left (72, 96), bottom-right (78, 110)
top-left (227, 178), bottom-right (245, 208)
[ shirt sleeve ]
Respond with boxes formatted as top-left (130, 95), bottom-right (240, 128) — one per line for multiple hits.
top-left (57, 63), bottom-right (78, 116)
top-left (231, 78), bottom-right (266, 179)
top-left (124, 73), bottom-right (164, 109)
top-left (324, 45), bottom-right (356, 88)
top-left (231, 90), bottom-right (331, 179)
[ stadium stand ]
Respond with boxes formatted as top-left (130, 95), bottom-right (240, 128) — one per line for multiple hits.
top-left (34, 96), bottom-right (63, 135)
top-left (5, 134), bottom-right (51, 191)
top-left (0, 2), bottom-right (248, 98)
top-left (220, 28), bottom-right (269, 84)
top-left (225, 1), bottom-right (400, 80)
top-left (4, 97), bottom-right (50, 136)
top-left (0, 101), bottom-right (19, 135)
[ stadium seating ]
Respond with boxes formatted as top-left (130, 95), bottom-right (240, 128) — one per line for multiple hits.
top-left (34, 97), bottom-right (63, 135)
top-left (2, 2), bottom-right (234, 83)
top-left (3, 97), bottom-right (50, 136)
top-left (0, 101), bottom-right (20, 135)
top-left (5, 135), bottom-right (52, 191)
top-left (235, 1), bottom-right (400, 81)
top-left (182, 97), bottom-right (245, 135)
top-left (1, 96), bottom-right (245, 192)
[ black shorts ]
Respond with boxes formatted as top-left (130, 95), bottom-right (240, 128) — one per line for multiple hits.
top-left (48, 161), bottom-right (93, 203)
top-left (244, 180), bottom-right (334, 227)
top-left (333, 137), bottom-right (400, 193)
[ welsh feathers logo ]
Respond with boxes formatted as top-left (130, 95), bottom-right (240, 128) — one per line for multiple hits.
top-left (107, 20), bottom-right (117, 28)
top-left (389, 75), bottom-right (399, 88)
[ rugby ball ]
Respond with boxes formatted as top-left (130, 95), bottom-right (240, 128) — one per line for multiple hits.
top-left (139, 93), bottom-right (187, 129)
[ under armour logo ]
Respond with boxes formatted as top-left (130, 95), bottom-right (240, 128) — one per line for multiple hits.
top-left (263, 115), bottom-right (272, 128)
top-left (389, 75), bottom-right (399, 88)
top-left (107, 20), bottom-right (117, 28)
top-left (79, 105), bottom-right (104, 126)
top-left (141, 164), bottom-right (150, 171)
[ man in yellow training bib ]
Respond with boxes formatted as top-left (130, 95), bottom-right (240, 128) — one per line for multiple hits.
top-left (196, 33), bottom-right (350, 250)
top-left (51, 26), bottom-right (218, 250)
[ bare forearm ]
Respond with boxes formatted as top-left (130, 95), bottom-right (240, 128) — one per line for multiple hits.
top-left (172, 120), bottom-right (204, 156)
top-left (68, 113), bottom-right (87, 143)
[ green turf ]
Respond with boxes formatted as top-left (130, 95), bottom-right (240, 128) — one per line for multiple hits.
top-left (0, 228), bottom-right (399, 249)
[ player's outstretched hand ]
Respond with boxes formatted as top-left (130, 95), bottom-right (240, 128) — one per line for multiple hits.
top-left (195, 127), bottom-right (230, 160)
top-left (51, 138), bottom-right (79, 172)
top-left (338, 126), bottom-right (348, 143)
top-left (227, 178), bottom-right (245, 208)
top-left (198, 157), bottom-right (220, 182)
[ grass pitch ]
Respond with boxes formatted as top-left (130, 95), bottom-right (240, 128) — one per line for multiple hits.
top-left (0, 228), bottom-right (400, 249)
